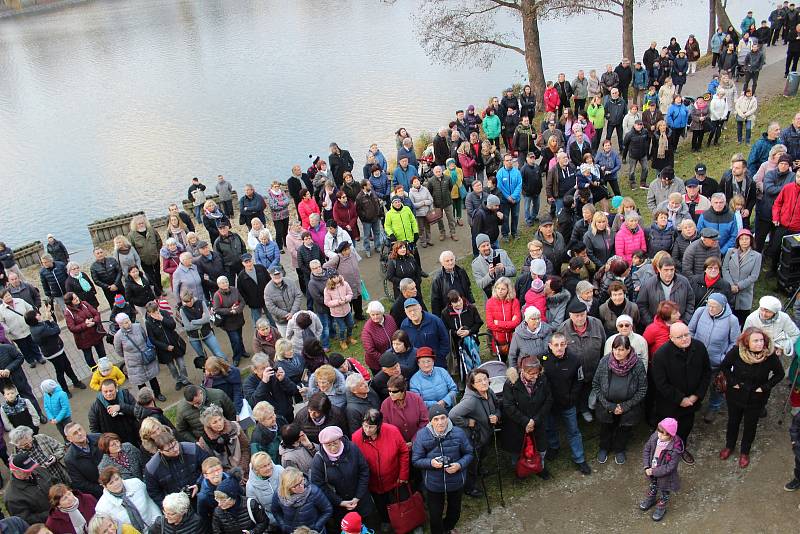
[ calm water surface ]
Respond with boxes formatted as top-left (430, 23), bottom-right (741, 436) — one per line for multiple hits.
top-left (0, 0), bottom-right (751, 257)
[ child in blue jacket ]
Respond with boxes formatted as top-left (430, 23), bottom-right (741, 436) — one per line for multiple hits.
top-left (41, 379), bottom-right (72, 438)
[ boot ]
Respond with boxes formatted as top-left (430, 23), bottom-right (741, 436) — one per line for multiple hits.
top-left (651, 500), bottom-right (667, 521)
top-left (639, 492), bottom-right (657, 511)
top-left (73, 381), bottom-right (87, 390)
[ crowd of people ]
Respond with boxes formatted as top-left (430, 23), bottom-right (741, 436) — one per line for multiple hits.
top-left (0, 4), bottom-right (800, 534)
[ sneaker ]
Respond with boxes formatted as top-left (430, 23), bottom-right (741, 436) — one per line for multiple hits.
top-left (581, 411), bottom-right (593, 423)
top-left (639, 494), bottom-right (657, 511)
top-left (784, 478), bottom-right (800, 491)
top-left (156, 394), bottom-right (167, 402)
top-left (639, 185), bottom-right (649, 190)
top-left (73, 381), bottom-right (87, 390)
top-left (682, 450), bottom-right (695, 465)
top-left (719, 448), bottom-right (732, 460)
top-left (537, 467), bottom-right (552, 480)
top-left (652, 503), bottom-right (667, 522)
top-left (576, 462), bottom-right (592, 475)
top-left (597, 449), bottom-right (608, 464)
top-left (614, 451), bottom-right (627, 465)
top-left (365, 249), bottom-right (372, 258)
top-left (546, 448), bottom-right (559, 461)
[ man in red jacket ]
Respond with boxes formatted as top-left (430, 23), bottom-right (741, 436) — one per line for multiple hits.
top-left (770, 171), bottom-right (800, 273)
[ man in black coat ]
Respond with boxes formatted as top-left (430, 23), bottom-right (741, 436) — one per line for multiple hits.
top-left (540, 332), bottom-right (590, 474)
top-left (195, 240), bottom-right (226, 299)
top-left (650, 322), bottom-right (711, 465)
top-left (213, 222), bottom-right (246, 280)
top-left (90, 247), bottom-right (123, 307)
top-left (244, 352), bottom-right (298, 423)
top-left (88, 379), bottom-right (140, 447)
top-left (430, 251), bottom-right (475, 317)
top-left (614, 58), bottom-right (633, 100)
top-left (235, 253), bottom-right (272, 326)
top-left (329, 143), bottom-right (354, 187)
top-left (63, 423), bottom-right (103, 498)
top-left (144, 433), bottom-right (209, 506)
top-left (470, 194), bottom-right (503, 254)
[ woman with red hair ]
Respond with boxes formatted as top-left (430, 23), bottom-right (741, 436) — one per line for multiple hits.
top-left (643, 300), bottom-right (682, 364)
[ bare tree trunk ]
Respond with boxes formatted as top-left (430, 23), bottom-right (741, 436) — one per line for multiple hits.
top-left (622, 0), bottom-right (635, 61)
top-left (522, 0), bottom-right (546, 111)
top-left (707, 0), bottom-right (716, 52)
top-left (715, 0), bottom-right (733, 32)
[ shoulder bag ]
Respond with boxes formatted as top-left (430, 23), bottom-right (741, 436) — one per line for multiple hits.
top-left (123, 330), bottom-right (157, 365)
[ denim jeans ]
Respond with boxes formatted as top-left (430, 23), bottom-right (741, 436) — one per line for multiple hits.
top-left (546, 406), bottom-right (586, 464)
top-left (225, 328), bottom-right (246, 363)
top-left (332, 312), bottom-right (354, 340)
top-left (250, 307), bottom-right (276, 328)
top-left (523, 194), bottom-right (540, 225)
top-left (737, 120), bottom-right (753, 143)
top-left (166, 357), bottom-right (189, 383)
top-left (188, 334), bottom-right (227, 360)
top-left (193, 205), bottom-right (203, 222)
top-left (318, 312), bottom-right (335, 349)
top-left (708, 368), bottom-right (725, 411)
top-left (500, 199), bottom-right (520, 238)
top-left (362, 220), bottom-right (384, 252)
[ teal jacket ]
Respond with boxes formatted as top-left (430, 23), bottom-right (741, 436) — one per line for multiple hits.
top-left (483, 114), bottom-right (502, 139)
top-left (43, 385), bottom-right (71, 423)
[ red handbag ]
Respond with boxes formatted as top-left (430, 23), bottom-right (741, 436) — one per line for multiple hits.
top-left (387, 483), bottom-right (426, 534)
top-left (515, 432), bottom-right (543, 478)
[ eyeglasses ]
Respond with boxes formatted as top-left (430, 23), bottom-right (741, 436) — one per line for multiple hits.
top-left (618, 323), bottom-right (632, 328)
top-left (388, 389), bottom-right (402, 394)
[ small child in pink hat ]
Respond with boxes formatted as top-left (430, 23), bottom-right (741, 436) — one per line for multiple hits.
top-left (640, 417), bottom-right (683, 521)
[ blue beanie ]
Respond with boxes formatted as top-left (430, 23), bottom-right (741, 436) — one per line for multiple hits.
top-left (708, 293), bottom-right (727, 308)
top-left (217, 473), bottom-right (242, 502)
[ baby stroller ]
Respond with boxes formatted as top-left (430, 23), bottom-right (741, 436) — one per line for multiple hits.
top-left (478, 359), bottom-right (508, 402)
top-left (453, 333), bottom-right (482, 391)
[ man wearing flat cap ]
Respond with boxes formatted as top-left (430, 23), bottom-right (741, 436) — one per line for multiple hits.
top-left (471, 233), bottom-right (516, 298)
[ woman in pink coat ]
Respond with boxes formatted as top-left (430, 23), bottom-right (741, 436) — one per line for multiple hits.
top-left (323, 271), bottom-right (355, 350)
top-left (614, 211), bottom-right (647, 264)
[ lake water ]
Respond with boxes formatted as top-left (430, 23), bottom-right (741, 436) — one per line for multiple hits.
top-left (0, 0), bottom-right (752, 257)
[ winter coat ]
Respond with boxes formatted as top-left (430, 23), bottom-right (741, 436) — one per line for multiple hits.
top-left (254, 240), bottom-right (281, 272)
top-left (205, 367), bottom-right (243, 413)
top-left (94, 477), bottom-right (162, 532)
top-left (129, 227), bottom-right (162, 266)
top-left (410, 367), bottom-right (458, 408)
top-left (412, 421), bottom-right (474, 493)
top-left (430, 265), bottom-right (474, 317)
top-left (114, 323), bottom-right (160, 384)
top-left (773, 181), bottom-right (800, 231)
top-left (760, 167), bottom-right (795, 221)
top-left (722, 248), bottom-right (762, 311)
top-left (64, 300), bottom-right (105, 350)
top-left (211, 497), bottom-right (269, 534)
top-left (98, 442), bottom-right (144, 480)
top-left (244, 371), bottom-right (296, 425)
top-left (557, 316), bottom-right (607, 382)
top-left (471, 250), bottom-right (516, 295)
top-left (501, 370), bottom-right (552, 453)
top-left (5, 470), bottom-right (52, 525)
top-left (294, 404), bottom-right (349, 444)
top-left (690, 274), bottom-right (733, 308)
top-left (409, 185), bottom-right (434, 217)
top-left (401, 312), bottom-right (451, 369)
top-left (151, 511), bottom-right (210, 534)
top-left (64, 434), bottom-right (103, 498)
top-left (384, 206), bottom-right (418, 242)
top-left (352, 423), bottom-right (410, 494)
top-left (427, 173), bottom-right (452, 208)
top-left (380, 392), bottom-right (428, 444)
top-left (172, 264), bottom-right (204, 302)
top-left (651, 339), bottom-right (712, 417)
top-left (116, 248), bottom-right (143, 278)
top-left (592, 355), bottom-right (647, 426)
top-left (43, 383), bottom-right (72, 423)
top-left (263, 280), bottom-right (302, 326)
top-left (535, 228), bottom-right (567, 269)
top-left (88, 386), bottom-right (140, 445)
top-left (666, 103), bottom-right (689, 130)
top-left (642, 432), bottom-right (683, 492)
top-left (124, 274), bottom-right (155, 307)
top-left (174, 387), bottom-right (236, 442)
top-left (697, 207), bottom-right (738, 254)
top-left (584, 228), bottom-right (614, 268)
top-left (212, 287), bottom-right (246, 331)
top-left (39, 261), bottom-right (69, 298)
top-left (270, 482), bottom-right (332, 534)
top-left (646, 222), bottom-right (676, 258)
top-left (598, 299), bottom-right (639, 336)
top-left (485, 297), bottom-right (521, 346)
top-left (508, 321), bottom-right (555, 369)
top-left (688, 305), bottom-right (740, 367)
top-left (309, 439), bottom-right (373, 517)
top-left (144, 442), bottom-right (209, 506)
top-left (681, 239), bottom-right (720, 278)
top-left (323, 280), bottom-right (353, 318)
top-left (642, 316), bottom-right (672, 363)
top-left (748, 132), bottom-right (780, 176)
top-left (385, 255), bottom-right (422, 297)
top-left (614, 224), bottom-right (647, 264)
top-left (285, 310), bottom-right (322, 356)
top-left (636, 272), bottom-right (694, 325)
top-left (246, 463), bottom-right (283, 522)
top-left (537, 348), bottom-right (581, 412)
top-left (234, 265), bottom-right (269, 312)
top-left (358, 314), bottom-right (397, 372)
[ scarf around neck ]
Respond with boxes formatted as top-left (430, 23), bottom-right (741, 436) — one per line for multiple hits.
top-left (109, 487), bottom-right (147, 532)
top-left (739, 342), bottom-right (772, 365)
top-left (609, 352), bottom-right (638, 376)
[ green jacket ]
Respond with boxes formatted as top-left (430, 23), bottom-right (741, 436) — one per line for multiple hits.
top-left (587, 103), bottom-right (606, 129)
top-left (428, 174), bottom-right (453, 208)
top-left (483, 114), bottom-right (502, 139)
top-left (174, 386), bottom-right (236, 442)
top-left (384, 206), bottom-right (419, 242)
top-left (128, 227), bottom-right (163, 266)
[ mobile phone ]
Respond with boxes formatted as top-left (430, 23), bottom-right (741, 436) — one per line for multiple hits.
top-left (492, 255), bottom-right (501, 266)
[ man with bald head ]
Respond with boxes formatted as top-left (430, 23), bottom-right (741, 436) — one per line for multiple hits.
top-left (650, 322), bottom-right (711, 465)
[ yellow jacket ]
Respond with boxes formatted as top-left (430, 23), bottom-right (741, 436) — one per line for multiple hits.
top-left (90, 365), bottom-right (127, 391)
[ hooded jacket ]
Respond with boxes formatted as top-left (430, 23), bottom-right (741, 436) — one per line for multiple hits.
top-left (697, 206), bottom-right (738, 254)
top-left (507, 321), bottom-right (555, 369)
top-left (412, 419), bottom-right (474, 493)
top-left (246, 463), bottom-right (283, 522)
top-left (270, 479), bottom-right (331, 534)
top-left (773, 181), bottom-right (800, 231)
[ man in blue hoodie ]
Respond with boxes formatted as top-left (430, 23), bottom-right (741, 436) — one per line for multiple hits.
top-left (496, 153), bottom-right (522, 240)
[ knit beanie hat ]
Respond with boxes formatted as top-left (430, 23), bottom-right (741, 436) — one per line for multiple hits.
top-left (114, 294), bottom-right (126, 307)
top-left (428, 403), bottom-right (448, 420)
top-left (658, 417), bottom-right (678, 437)
top-left (341, 512), bottom-right (363, 534)
top-left (97, 357), bottom-right (112, 373)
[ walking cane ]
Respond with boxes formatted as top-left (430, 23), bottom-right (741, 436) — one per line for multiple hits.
top-left (778, 354), bottom-right (800, 426)
top-left (492, 427), bottom-right (505, 507)
top-left (477, 449), bottom-right (491, 514)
